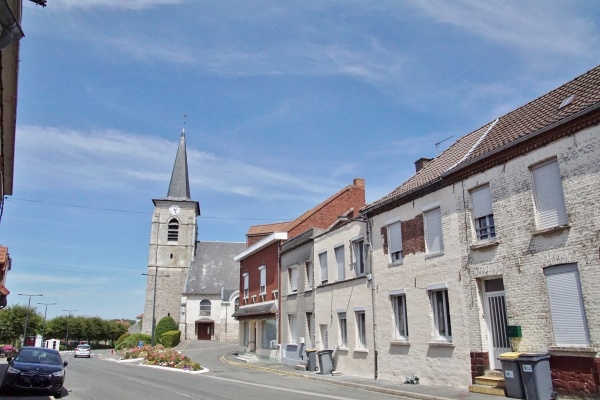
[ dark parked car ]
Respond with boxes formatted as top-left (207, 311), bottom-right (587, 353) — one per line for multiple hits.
top-left (0, 347), bottom-right (68, 398)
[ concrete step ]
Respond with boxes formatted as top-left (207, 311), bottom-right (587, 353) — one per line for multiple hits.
top-left (475, 375), bottom-right (506, 388)
top-left (234, 353), bottom-right (261, 363)
top-left (469, 384), bottom-right (506, 396)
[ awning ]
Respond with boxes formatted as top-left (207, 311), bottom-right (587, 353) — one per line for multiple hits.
top-left (0, 284), bottom-right (9, 296)
top-left (232, 302), bottom-right (277, 320)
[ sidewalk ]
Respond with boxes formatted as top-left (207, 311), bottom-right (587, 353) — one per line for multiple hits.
top-left (220, 352), bottom-right (502, 400)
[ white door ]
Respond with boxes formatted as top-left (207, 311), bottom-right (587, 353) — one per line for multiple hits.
top-left (483, 279), bottom-right (510, 370)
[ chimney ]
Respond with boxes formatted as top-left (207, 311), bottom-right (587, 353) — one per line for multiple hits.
top-left (353, 178), bottom-right (365, 187)
top-left (414, 158), bottom-right (433, 173)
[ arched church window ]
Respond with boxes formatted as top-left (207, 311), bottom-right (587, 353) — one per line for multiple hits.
top-left (200, 299), bottom-right (211, 316)
top-left (168, 218), bottom-right (179, 242)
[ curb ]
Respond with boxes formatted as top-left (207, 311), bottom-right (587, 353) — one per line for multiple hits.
top-left (219, 353), bottom-right (451, 400)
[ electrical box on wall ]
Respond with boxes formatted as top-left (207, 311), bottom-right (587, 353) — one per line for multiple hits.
top-left (507, 325), bottom-right (522, 338)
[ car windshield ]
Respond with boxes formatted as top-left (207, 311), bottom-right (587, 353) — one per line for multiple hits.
top-left (16, 349), bottom-right (62, 365)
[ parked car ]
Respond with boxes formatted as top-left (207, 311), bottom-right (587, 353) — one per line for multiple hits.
top-left (74, 344), bottom-right (91, 358)
top-left (0, 347), bottom-right (67, 398)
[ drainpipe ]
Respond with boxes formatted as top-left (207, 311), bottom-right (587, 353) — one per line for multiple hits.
top-left (364, 215), bottom-right (378, 380)
top-left (0, 0), bottom-right (24, 50)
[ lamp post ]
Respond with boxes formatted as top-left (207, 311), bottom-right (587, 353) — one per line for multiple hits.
top-left (63, 309), bottom-right (78, 350)
top-left (37, 302), bottom-right (57, 345)
top-left (142, 270), bottom-right (170, 346)
top-left (18, 293), bottom-right (43, 347)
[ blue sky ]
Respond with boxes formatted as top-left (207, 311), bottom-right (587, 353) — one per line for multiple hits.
top-left (1, 0), bottom-right (599, 320)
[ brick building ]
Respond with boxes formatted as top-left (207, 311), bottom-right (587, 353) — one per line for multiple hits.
top-left (361, 65), bottom-right (600, 397)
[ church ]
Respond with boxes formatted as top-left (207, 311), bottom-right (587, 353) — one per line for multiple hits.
top-left (141, 130), bottom-right (245, 342)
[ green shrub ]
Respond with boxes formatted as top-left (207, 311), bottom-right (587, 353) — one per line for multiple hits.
top-left (160, 330), bottom-right (181, 348)
top-left (115, 333), bottom-right (151, 350)
top-left (155, 316), bottom-right (178, 344)
top-left (115, 332), bottom-right (130, 347)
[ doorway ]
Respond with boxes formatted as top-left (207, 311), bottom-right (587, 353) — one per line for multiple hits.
top-left (196, 321), bottom-right (214, 340)
top-left (483, 278), bottom-right (510, 370)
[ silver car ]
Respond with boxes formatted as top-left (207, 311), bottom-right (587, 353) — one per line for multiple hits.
top-left (74, 344), bottom-right (91, 358)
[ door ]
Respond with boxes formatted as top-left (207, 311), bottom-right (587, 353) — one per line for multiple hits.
top-left (319, 324), bottom-right (329, 349)
top-left (197, 322), bottom-right (213, 340)
top-left (483, 278), bottom-right (510, 370)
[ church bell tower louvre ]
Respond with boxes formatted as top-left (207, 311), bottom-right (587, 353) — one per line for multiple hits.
top-left (141, 128), bottom-right (200, 337)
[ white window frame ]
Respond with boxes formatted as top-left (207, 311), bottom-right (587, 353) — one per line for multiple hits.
top-left (305, 261), bottom-right (313, 291)
top-left (288, 266), bottom-right (298, 293)
top-left (338, 312), bottom-right (348, 348)
top-left (423, 206), bottom-right (444, 254)
top-left (471, 184), bottom-right (496, 242)
top-left (335, 244), bottom-right (345, 281)
top-left (391, 292), bottom-right (408, 340)
top-left (387, 220), bottom-right (403, 263)
top-left (355, 310), bottom-right (367, 349)
top-left (351, 236), bottom-right (366, 276)
top-left (318, 251), bottom-right (328, 284)
top-left (544, 264), bottom-right (590, 346)
top-left (243, 273), bottom-right (249, 299)
top-left (429, 287), bottom-right (451, 342)
top-left (259, 265), bottom-right (266, 295)
top-left (288, 314), bottom-right (298, 343)
top-left (531, 159), bottom-right (568, 230)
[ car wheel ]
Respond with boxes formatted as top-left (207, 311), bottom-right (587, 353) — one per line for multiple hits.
top-left (53, 389), bottom-right (63, 398)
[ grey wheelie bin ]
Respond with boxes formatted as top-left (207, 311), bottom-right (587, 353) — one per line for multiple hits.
top-left (305, 349), bottom-right (317, 372)
top-left (517, 353), bottom-right (554, 400)
top-left (499, 352), bottom-right (524, 399)
top-left (317, 349), bottom-right (334, 375)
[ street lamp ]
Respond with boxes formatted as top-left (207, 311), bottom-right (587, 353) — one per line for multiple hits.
top-left (37, 302), bottom-right (57, 345)
top-left (142, 271), bottom-right (170, 346)
top-left (18, 293), bottom-right (43, 347)
top-left (63, 309), bottom-right (78, 350)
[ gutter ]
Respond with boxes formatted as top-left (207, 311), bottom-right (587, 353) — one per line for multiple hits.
top-left (0, 0), bottom-right (24, 49)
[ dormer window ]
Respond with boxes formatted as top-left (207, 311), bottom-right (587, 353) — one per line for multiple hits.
top-left (168, 218), bottom-right (179, 242)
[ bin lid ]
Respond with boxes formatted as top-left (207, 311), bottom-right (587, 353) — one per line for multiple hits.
top-left (517, 353), bottom-right (550, 361)
top-left (499, 352), bottom-right (521, 359)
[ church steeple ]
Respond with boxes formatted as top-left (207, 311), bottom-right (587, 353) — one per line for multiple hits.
top-left (167, 128), bottom-right (191, 200)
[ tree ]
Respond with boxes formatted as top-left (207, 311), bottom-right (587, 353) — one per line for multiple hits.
top-left (0, 305), bottom-right (43, 344)
top-left (155, 316), bottom-right (178, 344)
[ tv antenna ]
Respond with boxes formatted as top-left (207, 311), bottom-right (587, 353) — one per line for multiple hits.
top-left (435, 135), bottom-right (454, 155)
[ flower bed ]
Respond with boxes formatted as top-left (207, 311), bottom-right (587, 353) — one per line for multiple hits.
top-left (121, 344), bottom-right (202, 371)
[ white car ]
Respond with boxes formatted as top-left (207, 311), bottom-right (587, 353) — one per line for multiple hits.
top-left (74, 344), bottom-right (91, 358)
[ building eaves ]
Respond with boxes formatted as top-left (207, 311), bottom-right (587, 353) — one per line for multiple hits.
top-left (234, 232), bottom-right (288, 262)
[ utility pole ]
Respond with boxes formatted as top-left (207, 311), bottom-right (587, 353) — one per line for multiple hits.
top-left (18, 293), bottom-right (43, 347)
top-left (37, 302), bottom-right (57, 345)
top-left (63, 309), bottom-right (78, 350)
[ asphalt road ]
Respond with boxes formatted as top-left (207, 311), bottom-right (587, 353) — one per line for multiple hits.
top-left (0, 343), bottom-right (406, 400)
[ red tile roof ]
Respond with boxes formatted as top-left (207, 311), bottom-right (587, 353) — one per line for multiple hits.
top-left (364, 65), bottom-right (600, 213)
top-left (246, 221), bottom-right (291, 236)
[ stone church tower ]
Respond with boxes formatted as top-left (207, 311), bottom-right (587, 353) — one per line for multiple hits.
top-left (141, 129), bottom-right (200, 340)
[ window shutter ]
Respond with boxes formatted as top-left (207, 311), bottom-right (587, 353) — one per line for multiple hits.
top-left (532, 160), bottom-right (568, 229)
top-left (335, 246), bottom-right (345, 281)
top-left (388, 222), bottom-right (402, 254)
top-left (290, 267), bottom-right (298, 291)
top-left (471, 185), bottom-right (493, 219)
top-left (544, 264), bottom-right (589, 346)
top-left (319, 252), bottom-right (328, 282)
top-left (425, 208), bottom-right (443, 253)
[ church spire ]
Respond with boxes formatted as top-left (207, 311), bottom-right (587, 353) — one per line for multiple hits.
top-left (166, 128), bottom-right (191, 200)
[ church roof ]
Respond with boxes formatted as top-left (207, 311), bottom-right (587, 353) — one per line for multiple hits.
top-left (183, 241), bottom-right (246, 295)
top-left (167, 129), bottom-right (191, 200)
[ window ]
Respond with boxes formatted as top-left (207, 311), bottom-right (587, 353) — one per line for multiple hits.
top-left (471, 185), bottom-right (495, 241)
top-left (391, 294), bottom-right (408, 340)
top-left (531, 159), bottom-right (568, 229)
top-left (234, 297), bottom-right (239, 312)
top-left (167, 218), bottom-right (179, 242)
top-left (243, 273), bottom-right (249, 299)
top-left (352, 238), bottom-right (365, 276)
top-left (318, 251), bottom-right (328, 284)
top-left (335, 245), bottom-right (345, 281)
top-left (288, 314), bottom-right (298, 343)
top-left (424, 207), bottom-right (444, 254)
top-left (388, 221), bottom-right (403, 262)
top-left (289, 267), bottom-right (298, 293)
top-left (430, 288), bottom-right (451, 341)
top-left (262, 319), bottom-right (277, 349)
top-left (356, 310), bottom-right (367, 348)
top-left (544, 264), bottom-right (590, 346)
top-left (306, 312), bottom-right (314, 348)
top-left (199, 299), bottom-right (211, 316)
top-left (305, 261), bottom-right (313, 290)
top-left (259, 265), bottom-right (266, 294)
top-left (338, 312), bottom-right (347, 347)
